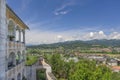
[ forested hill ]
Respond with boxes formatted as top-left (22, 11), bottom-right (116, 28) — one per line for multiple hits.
top-left (85, 39), bottom-right (120, 47)
top-left (27, 40), bottom-right (91, 49)
top-left (27, 39), bottom-right (120, 49)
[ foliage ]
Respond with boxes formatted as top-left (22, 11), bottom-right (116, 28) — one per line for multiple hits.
top-left (36, 69), bottom-right (46, 80)
top-left (25, 55), bottom-right (38, 66)
top-left (27, 39), bottom-right (120, 55)
top-left (26, 39), bottom-right (120, 80)
top-left (45, 54), bottom-right (112, 80)
top-left (111, 72), bottom-right (120, 80)
top-left (68, 62), bottom-right (112, 80)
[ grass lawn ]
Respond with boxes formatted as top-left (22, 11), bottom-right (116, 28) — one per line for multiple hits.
top-left (26, 55), bottom-right (38, 66)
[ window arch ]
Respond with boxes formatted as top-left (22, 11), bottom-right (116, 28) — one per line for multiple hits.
top-left (17, 73), bottom-right (21, 80)
top-left (11, 78), bottom-right (15, 80)
top-left (8, 52), bottom-right (16, 69)
top-left (16, 51), bottom-right (22, 64)
top-left (22, 51), bottom-right (26, 61)
top-left (8, 20), bottom-right (15, 41)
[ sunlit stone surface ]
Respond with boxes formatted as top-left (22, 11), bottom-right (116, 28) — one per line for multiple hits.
top-left (0, 0), bottom-right (6, 80)
top-left (0, 0), bottom-right (28, 80)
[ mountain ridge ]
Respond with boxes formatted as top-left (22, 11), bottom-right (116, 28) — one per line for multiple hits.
top-left (27, 39), bottom-right (120, 49)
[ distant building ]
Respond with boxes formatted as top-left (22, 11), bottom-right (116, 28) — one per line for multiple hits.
top-left (114, 48), bottom-right (120, 52)
top-left (88, 56), bottom-right (106, 64)
top-left (111, 66), bottom-right (120, 72)
top-left (90, 48), bottom-right (112, 52)
top-left (107, 59), bottom-right (118, 66)
top-left (0, 0), bottom-right (29, 80)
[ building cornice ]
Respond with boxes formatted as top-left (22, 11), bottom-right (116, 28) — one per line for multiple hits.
top-left (6, 4), bottom-right (29, 30)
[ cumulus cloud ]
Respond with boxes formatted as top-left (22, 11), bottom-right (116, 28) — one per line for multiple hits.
top-left (57, 35), bottom-right (62, 39)
top-left (82, 31), bottom-right (107, 40)
top-left (90, 32), bottom-right (94, 37)
top-left (56, 35), bottom-right (64, 42)
top-left (26, 28), bottom-right (80, 45)
top-left (109, 32), bottom-right (120, 39)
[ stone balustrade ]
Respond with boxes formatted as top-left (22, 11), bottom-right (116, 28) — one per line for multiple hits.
top-left (8, 41), bottom-right (25, 49)
top-left (41, 59), bottom-right (57, 80)
top-left (7, 61), bottom-right (24, 78)
top-left (7, 66), bottom-right (16, 77)
top-left (9, 41), bottom-right (15, 49)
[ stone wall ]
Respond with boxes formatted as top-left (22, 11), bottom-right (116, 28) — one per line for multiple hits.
top-left (0, 0), bottom-right (7, 80)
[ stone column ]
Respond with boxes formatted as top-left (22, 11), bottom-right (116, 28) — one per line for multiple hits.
top-left (13, 25), bottom-right (16, 41)
top-left (0, 0), bottom-right (7, 80)
top-left (19, 29), bottom-right (21, 42)
top-left (23, 30), bottom-right (25, 43)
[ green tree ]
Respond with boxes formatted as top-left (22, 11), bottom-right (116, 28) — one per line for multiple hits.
top-left (68, 60), bottom-right (112, 80)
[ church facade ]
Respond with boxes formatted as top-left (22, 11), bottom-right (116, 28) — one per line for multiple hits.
top-left (0, 0), bottom-right (29, 80)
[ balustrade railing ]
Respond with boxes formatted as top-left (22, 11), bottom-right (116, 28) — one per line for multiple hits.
top-left (8, 41), bottom-right (25, 49)
top-left (7, 60), bottom-right (25, 77)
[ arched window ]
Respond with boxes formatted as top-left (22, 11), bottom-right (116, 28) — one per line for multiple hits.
top-left (17, 73), bottom-right (21, 80)
top-left (16, 26), bottom-right (20, 41)
top-left (12, 78), bottom-right (15, 80)
top-left (22, 69), bottom-right (26, 80)
top-left (8, 52), bottom-right (16, 69)
top-left (8, 20), bottom-right (15, 41)
top-left (16, 51), bottom-right (22, 64)
top-left (22, 51), bottom-right (26, 61)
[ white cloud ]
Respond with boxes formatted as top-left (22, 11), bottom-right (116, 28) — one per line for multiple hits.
top-left (26, 30), bottom-right (57, 44)
top-left (109, 32), bottom-right (120, 39)
top-left (26, 30), bottom-right (120, 45)
top-left (99, 31), bottom-right (104, 35)
top-left (26, 28), bottom-right (80, 45)
top-left (26, 30), bottom-right (68, 45)
top-left (82, 31), bottom-right (107, 40)
top-left (54, 10), bottom-right (70, 15)
top-left (57, 35), bottom-right (62, 39)
top-left (56, 35), bottom-right (64, 42)
top-left (56, 0), bottom-right (75, 11)
top-left (25, 20), bottom-right (120, 45)
top-left (54, 0), bottom-right (76, 15)
top-left (90, 32), bottom-right (94, 37)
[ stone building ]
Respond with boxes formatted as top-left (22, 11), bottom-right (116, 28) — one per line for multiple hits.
top-left (0, 0), bottom-right (29, 80)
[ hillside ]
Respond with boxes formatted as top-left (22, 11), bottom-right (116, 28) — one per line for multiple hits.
top-left (27, 39), bottom-right (120, 49)
top-left (86, 39), bottom-right (120, 47)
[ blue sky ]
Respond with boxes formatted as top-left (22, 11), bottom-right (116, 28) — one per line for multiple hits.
top-left (7, 0), bottom-right (120, 44)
